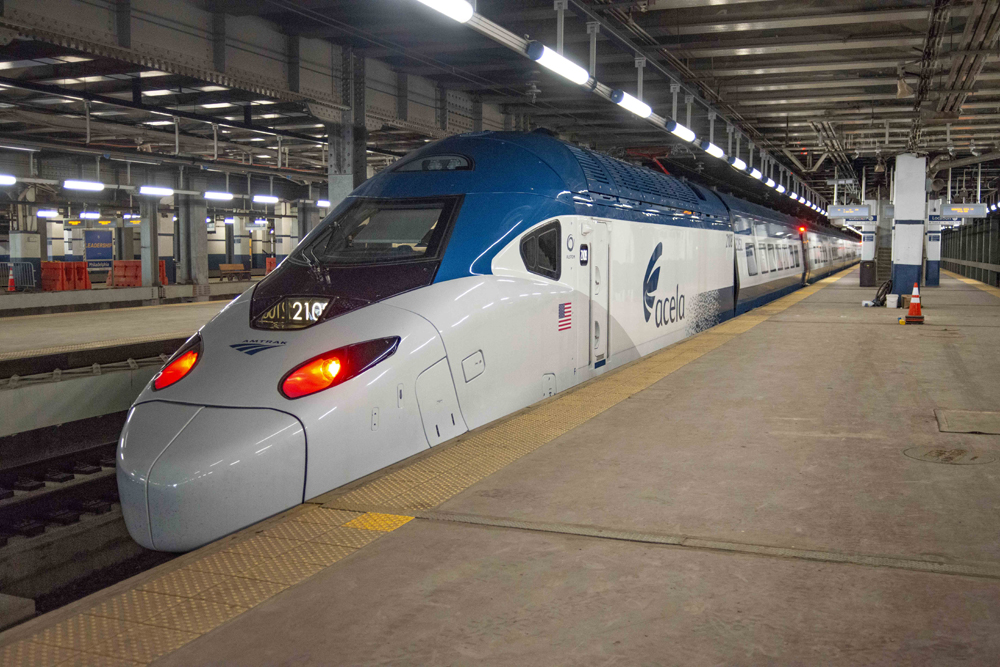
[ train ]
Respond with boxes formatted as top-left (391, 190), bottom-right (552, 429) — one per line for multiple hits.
top-left (117, 131), bottom-right (859, 551)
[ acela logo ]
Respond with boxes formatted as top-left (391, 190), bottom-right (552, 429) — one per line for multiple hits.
top-left (642, 242), bottom-right (685, 328)
top-left (230, 339), bottom-right (286, 356)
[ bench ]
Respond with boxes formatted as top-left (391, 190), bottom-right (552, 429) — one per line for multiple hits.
top-left (219, 263), bottom-right (251, 281)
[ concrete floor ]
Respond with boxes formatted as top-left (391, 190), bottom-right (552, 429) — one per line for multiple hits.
top-left (149, 270), bottom-right (1000, 666)
top-left (0, 301), bottom-right (225, 357)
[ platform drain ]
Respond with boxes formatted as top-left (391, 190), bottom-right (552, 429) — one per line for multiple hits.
top-left (903, 446), bottom-right (995, 465)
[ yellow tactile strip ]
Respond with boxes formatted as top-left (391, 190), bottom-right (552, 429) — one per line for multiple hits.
top-left (0, 269), bottom-right (852, 666)
top-left (942, 268), bottom-right (1000, 298)
top-left (0, 508), bottom-right (409, 665)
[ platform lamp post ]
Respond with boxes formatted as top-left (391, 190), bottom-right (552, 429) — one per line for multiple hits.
top-left (139, 198), bottom-right (161, 292)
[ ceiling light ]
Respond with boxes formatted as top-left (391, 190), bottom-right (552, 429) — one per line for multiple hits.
top-left (316, 200), bottom-right (330, 207)
top-left (666, 120), bottom-right (696, 143)
top-left (201, 102), bottom-right (232, 108)
top-left (0, 174), bottom-right (15, 185)
top-left (139, 185), bottom-right (174, 196)
top-left (64, 179), bottom-right (105, 191)
top-left (224, 217), bottom-right (235, 224)
top-left (80, 211), bottom-right (100, 219)
top-left (788, 192), bottom-right (799, 200)
top-left (895, 65), bottom-right (914, 99)
top-left (765, 178), bottom-right (776, 188)
top-left (527, 42), bottom-right (590, 86)
top-left (253, 194), bottom-right (279, 204)
top-left (698, 140), bottom-right (724, 159)
top-left (143, 120), bottom-right (174, 126)
top-left (143, 89), bottom-right (174, 97)
top-left (776, 184), bottom-right (786, 194)
top-left (414, 0), bottom-right (474, 23)
top-left (36, 209), bottom-right (60, 218)
top-left (610, 89), bottom-right (651, 118)
top-left (204, 191), bottom-right (233, 201)
top-left (728, 156), bottom-right (747, 171)
top-left (749, 168), bottom-right (763, 180)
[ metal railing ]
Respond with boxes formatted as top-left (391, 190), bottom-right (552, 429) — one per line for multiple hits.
top-left (0, 262), bottom-right (37, 292)
top-left (942, 219), bottom-right (1000, 286)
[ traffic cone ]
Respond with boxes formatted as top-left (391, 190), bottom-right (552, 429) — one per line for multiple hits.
top-left (6, 269), bottom-right (14, 292)
top-left (904, 282), bottom-right (924, 324)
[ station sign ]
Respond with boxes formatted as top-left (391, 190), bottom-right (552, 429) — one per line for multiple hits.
top-left (828, 205), bottom-right (870, 218)
top-left (83, 229), bottom-right (113, 271)
top-left (941, 203), bottom-right (987, 217)
top-left (928, 216), bottom-right (963, 223)
top-left (844, 215), bottom-right (876, 222)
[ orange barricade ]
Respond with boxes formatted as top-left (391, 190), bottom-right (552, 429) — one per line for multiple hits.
top-left (41, 262), bottom-right (66, 292)
top-left (265, 257), bottom-right (276, 275)
top-left (74, 262), bottom-right (92, 290)
top-left (61, 263), bottom-right (75, 290)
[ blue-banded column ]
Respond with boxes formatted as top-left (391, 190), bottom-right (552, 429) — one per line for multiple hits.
top-left (925, 220), bottom-right (941, 286)
top-left (891, 154), bottom-right (926, 294)
top-left (47, 221), bottom-right (64, 260)
top-left (231, 215), bottom-right (248, 270)
top-left (159, 204), bottom-right (176, 284)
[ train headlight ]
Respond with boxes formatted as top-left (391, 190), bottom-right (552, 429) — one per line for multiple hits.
top-left (153, 334), bottom-right (202, 391)
top-left (279, 337), bottom-right (400, 399)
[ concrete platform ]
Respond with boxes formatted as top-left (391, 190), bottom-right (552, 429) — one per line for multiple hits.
top-left (4, 268), bottom-right (1000, 666)
top-left (0, 301), bottom-right (226, 360)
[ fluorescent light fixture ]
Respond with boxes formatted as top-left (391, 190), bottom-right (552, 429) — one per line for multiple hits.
top-left (143, 120), bottom-right (174, 125)
top-left (776, 184), bottom-right (786, 194)
top-left (0, 145), bottom-right (37, 152)
top-left (206, 216), bottom-right (212, 223)
top-left (36, 209), bottom-right (60, 218)
top-left (0, 174), bottom-right (15, 185)
top-left (805, 200), bottom-right (813, 208)
top-left (414, 0), bottom-right (474, 23)
top-left (788, 192), bottom-right (798, 200)
top-left (728, 156), bottom-right (747, 171)
top-left (254, 218), bottom-right (267, 224)
top-left (610, 89), bottom-right (651, 118)
top-left (317, 200), bottom-right (331, 207)
top-left (224, 217), bottom-right (235, 224)
top-left (749, 168), bottom-right (763, 180)
top-left (765, 178), bottom-right (776, 188)
top-left (253, 194), bottom-right (279, 204)
top-left (526, 41), bottom-right (590, 86)
top-left (698, 141), bottom-right (724, 159)
top-left (204, 191), bottom-right (233, 201)
top-left (143, 89), bottom-right (174, 97)
top-left (64, 179), bottom-right (105, 191)
top-left (139, 185), bottom-right (174, 196)
top-left (666, 120), bottom-right (696, 143)
top-left (80, 211), bottom-right (100, 219)
top-left (201, 102), bottom-right (232, 108)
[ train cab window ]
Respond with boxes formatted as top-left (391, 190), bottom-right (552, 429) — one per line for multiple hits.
top-left (393, 154), bottom-right (472, 172)
top-left (520, 221), bottom-right (561, 280)
top-left (745, 244), bottom-right (759, 276)
top-left (290, 196), bottom-right (460, 267)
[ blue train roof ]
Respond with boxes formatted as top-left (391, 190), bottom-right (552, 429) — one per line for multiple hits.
top-left (360, 131), bottom-right (728, 218)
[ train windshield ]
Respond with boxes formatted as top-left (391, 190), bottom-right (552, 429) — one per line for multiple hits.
top-left (291, 197), bottom-right (459, 267)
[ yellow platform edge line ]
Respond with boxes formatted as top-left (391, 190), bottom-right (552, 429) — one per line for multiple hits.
top-left (0, 268), bottom-right (853, 666)
top-left (941, 268), bottom-right (1000, 298)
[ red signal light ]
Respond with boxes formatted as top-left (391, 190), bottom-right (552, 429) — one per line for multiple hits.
top-left (154, 349), bottom-right (199, 390)
top-left (799, 226), bottom-right (806, 234)
top-left (281, 356), bottom-right (342, 399)
top-left (279, 337), bottom-right (401, 400)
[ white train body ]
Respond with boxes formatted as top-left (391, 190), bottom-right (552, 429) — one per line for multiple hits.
top-left (117, 132), bottom-right (858, 551)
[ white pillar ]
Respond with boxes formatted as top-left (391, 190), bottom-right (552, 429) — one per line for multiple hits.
top-left (891, 154), bottom-right (926, 294)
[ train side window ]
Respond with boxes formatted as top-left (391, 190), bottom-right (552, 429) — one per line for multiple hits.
top-left (745, 244), bottom-right (758, 276)
top-left (767, 244), bottom-right (777, 272)
top-left (520, 221), bottom-right (561, 280)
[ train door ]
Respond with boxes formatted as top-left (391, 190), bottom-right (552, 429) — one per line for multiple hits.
top-left (586, 221), bottom-right (610, 369)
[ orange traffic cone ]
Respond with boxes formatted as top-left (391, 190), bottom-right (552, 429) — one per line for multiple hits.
top-left (904, 282), bottom-right (923, 324)
top-left (6, 269), bottom-right (14, 292)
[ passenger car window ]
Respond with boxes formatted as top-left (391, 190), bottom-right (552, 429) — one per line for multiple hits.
top-left (745, 244), bottom-right (758, 276)
top-left (520, 220), bottom-right (561, 280)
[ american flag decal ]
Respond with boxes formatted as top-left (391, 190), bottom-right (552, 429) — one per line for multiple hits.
top-left (557, 302), bottom-right (572, 331)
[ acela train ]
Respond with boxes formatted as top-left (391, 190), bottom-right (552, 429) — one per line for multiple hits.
top-left (118, 131), bottom-right (859, 551)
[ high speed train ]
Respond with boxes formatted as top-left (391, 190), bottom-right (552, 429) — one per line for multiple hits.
top-left (118, 131), bottom-right (859, 551)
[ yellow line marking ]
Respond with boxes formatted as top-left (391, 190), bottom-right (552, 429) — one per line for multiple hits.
top-left (942, 268), bottom-right (1000, 299)
top-left (0, 268), bottom-right (853, 665)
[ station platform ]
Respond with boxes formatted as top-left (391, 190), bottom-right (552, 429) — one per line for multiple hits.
top-left (0, 302), bottom-right (226, 363)
top-left (3, 267), bottom-right (1000, 666)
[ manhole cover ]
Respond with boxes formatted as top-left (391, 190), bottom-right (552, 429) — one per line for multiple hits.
top-left (903, 446), bottom-right (995, 465)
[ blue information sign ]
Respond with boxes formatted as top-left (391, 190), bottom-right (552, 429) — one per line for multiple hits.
top-left (84, 229), bottom-right (113, 270)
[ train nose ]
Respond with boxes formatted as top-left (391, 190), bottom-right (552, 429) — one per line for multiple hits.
top-left (117, 401), bottom-right (306, 552)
